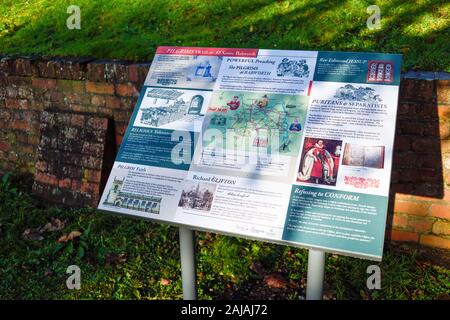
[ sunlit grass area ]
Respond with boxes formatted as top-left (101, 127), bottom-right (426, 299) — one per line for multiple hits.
top-left (0, 0), bottom-right (449, 70)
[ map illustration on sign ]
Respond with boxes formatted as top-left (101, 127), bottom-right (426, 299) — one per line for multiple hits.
top-left (203, 91), bottom-right (308, 157)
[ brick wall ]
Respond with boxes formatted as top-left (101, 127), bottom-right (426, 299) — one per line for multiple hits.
top-left (0, 56), bottom-right (449, 251)
top-left (388, 72), bottom-right (450, 250)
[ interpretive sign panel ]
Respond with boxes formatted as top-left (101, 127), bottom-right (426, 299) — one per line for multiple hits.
top-left (99, 46), bottom-right (402, 260)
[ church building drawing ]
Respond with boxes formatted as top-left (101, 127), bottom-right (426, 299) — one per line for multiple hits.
top-left (103, 177), bottom-right (161, 214)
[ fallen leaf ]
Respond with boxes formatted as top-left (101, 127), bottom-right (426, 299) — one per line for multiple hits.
top-left (57, 230), bottom-right (82, 243)
top-left (263, 273), bottom-right (289, 289)
top-left (160, 278), bottom-right (171, 286)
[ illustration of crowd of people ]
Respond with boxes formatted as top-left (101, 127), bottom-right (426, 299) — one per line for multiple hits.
top-left (297, 139), bottom-right (342, 185)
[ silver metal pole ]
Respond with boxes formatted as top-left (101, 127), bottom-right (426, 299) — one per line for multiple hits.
top-left (179, 226), bottom-right (197, 300)
top-left (306, 249), bottom-right (325, 300)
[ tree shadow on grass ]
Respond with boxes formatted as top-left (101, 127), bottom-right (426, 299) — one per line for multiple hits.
top-left (0, 0), bottom-right (448, 69)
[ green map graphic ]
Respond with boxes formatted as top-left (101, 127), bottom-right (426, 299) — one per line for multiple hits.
top-left (204, 91), bottom-right (308, 156)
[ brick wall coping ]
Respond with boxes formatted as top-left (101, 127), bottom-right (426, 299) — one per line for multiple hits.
top-left (1, 54), bottom-right (449, 81)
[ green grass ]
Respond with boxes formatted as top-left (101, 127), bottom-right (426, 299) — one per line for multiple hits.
top-left (0, 173), bottom-right (449, 300)
top-left (0, 0), bottom-right (449, 71)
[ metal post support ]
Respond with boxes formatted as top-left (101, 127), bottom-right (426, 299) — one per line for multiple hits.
top-left (179, 226), bottom-right (197, 300)
top-left (306, 249), bottom-right (325, 300)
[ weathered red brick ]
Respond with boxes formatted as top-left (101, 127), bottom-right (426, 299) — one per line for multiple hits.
top-left (96, 107), bottom-right (113, 118)
top-left (70, 114), bottom-right (85, 127)
top-left (58, 178), bottom-right (72, 189)
top-left (71, 180), bottom-right (82, 191)
top-left (8, 76), bottom-right (32, 87)
top-left (10, 120), bottom-right (30, 131)
top-left (0, 141), bottom-right (11, 152)
top-left (87, 117), bottom-right (108, 130)
top-left (430, 204), bottom-right (450, 219)
top-left (420, 234), bottom-right (450, 249)
top-left (105, 96), bottom-right (122, 109)
top-left (407, 217), bottom-right (434, 233)
top-left (54, 79), bottom-right (73, 92)
top-left (115, 124), bottom-right (128, 136)
top-left (68, 104), bottom-right (85, 113)
top-left (113, 110), bottom-right (132, 122)
top-left (5, 98), bottom-right (30, 109)
top-left (83, 169), bottom-right (102, 183)
top-left (442, 140), bottom-right (450, 154)
top-left (392, 214), bottom-right (408, 229)
top-left (137, 65), bottom-right (150, 84)
top-left (36, 60), bottom-right (58, 78)
top-left (115, 84), bottom-right (139, 97)
top-left (86, 63), bottom-right (105, 82)
top-left (439, 122), bottom-right (450, 139)
top-left (81, 155), bottom-right (102, 169)
top-left (35, 172), bottom-right (58, 186)
top-left (115, 134), bottom-right (124, 148)
top-left (32, 78), bottom-right (57, 90)
top-left (35, 160), bottom-right (47, 172)
top-left (6, 87), bottom-right (18, 98)
top-left (91, 95), bottom-right (106, 107)
top-left (436, 79), bottom-right (450, 104)
top-left (17, 144), bottom-right (35, 155)
top-left (81, 142), bottom-right (104, 155)
top-left (86, 81), bottom-right (114, 95)
top-left (105, 63), bottom-right (128, 83)
top-left (128, 64), bottom-right (139, 83)
top-left (80, 181), bottom-right (99, 194)
top-left (432, 221), bottom-right (450, 235)
top-left (394, 200), bottom-right (429, 216)
top-left (65, 92), bottom-right (91, 105)
top-left (14, 58), bottom-right (34, 76)
top-left (17, 87), bottom-right (33, 99)
top-left (389, 229), bottom-right (419, 242)
top-left (50, 91), bottom-right (65, 103)
top-left (400, 79), bottom-right (435, 102)
top-left (438, 105), bottom-right (450, 120)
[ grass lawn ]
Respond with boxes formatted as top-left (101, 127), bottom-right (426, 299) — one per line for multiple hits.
top-left (0, 173), bottom-right (449, 300)
top-left (0, 0), bottom-right (449, 71)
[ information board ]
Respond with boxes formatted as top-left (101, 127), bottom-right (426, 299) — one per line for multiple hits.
top-left (99, 47), bottom-right (402, 261)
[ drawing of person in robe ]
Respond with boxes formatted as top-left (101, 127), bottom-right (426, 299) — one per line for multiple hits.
top-left (298, 139), bottom-right (335, 184)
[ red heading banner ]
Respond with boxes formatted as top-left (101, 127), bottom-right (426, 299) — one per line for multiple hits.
top-left (156, 46), bottom-right (259, 57)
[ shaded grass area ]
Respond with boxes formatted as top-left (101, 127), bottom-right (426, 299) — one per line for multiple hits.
top-left (0, 0), bottom-right (449, 71)
top-left (1, 173), bottom-right (449, 300)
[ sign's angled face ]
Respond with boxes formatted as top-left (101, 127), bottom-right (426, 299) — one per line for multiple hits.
top-left (99, 47), bottom-right (402, 261)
